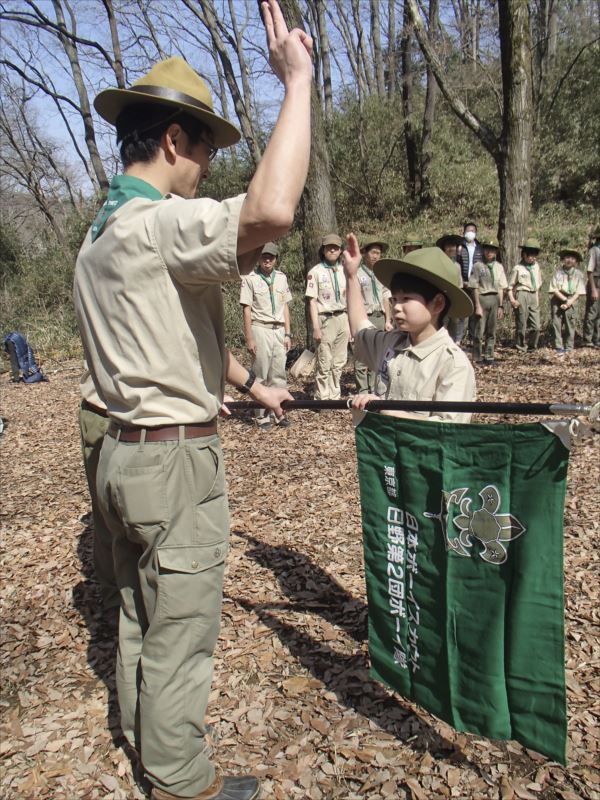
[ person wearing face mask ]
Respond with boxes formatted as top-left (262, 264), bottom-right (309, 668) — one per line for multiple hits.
top-left (548, 248), bottom-right (586, 354)
top-left (458, 222), bottom-right (484, 347)
top-left (354, 238), bottom-right (393, 393)
top-left (507, 238), bottom-right (544, 352)
top-left (306, 233), bottom-right (349, 399)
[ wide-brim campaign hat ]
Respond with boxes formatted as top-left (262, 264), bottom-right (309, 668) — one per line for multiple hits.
top-left (480, 236), bottom-right (500, 250)
top-left (374, 247), bottom-right (473, 319)
top-left (261, 242), bottom-right (279, 257)
top-left (519, 237), bottom-right (541, 252)
top-left (559, 248), bottom-right (582, 261)
top-left (361, 238), bottom-right (388, 253)
top-left (435, 234), bottom-right (463, 249)
top-left (402, 234), bottom-right (423, 246)
top-left (321, 233), bottom-right (343, 247)
top-left (94, 57), bottom-right (241, 148)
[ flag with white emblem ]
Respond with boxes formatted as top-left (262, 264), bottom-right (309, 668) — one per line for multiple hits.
top-left (355, 414), bottom-right (569, 764)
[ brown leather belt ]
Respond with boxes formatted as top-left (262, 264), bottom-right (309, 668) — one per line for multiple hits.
top-left (108, 421), bottom-right (218, 442)
top-left (81, 399), bottom-right (108, 418)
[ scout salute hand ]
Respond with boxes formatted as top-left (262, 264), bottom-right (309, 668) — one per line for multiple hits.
top-left (342, 232), bottom-right (362, 277)
top-left (261, 0), bottom-right (313, 84)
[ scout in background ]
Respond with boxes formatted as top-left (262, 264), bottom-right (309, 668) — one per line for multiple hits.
top-left (354, 237), bottom-right (392, 393)
top-left (343, 234), bottom-right (476, 424)
top-left (468, 236), bottom-right (507, 366)
top-left (402, 234), bottom-right (423, 255)
top-left (507, 238), bottom-right (543, 353)
top-left (548, 248), bottom-right (586, 354)
top-left (306, 233), bottom-right (349, 400)
top-left (583, 226), bottom-right (600, 348)
top-left (436, 233), bottom-right (465, 344)
top-left (240, 242), bottom-right (293, 428)
top-left (459, 221), bottom-right (484, 347)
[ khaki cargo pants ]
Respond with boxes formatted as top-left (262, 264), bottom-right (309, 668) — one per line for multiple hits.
top-left (355, 311), bottom-right (385, 393)
top-left (473, 294), bottom-right (500, 360)
top-left (514, 290), bottom-right (540, 351)
top-left (79, 404), bottom-right (119, 609)
top-left (315, 311), bottom-right (349, 400)
top-left (252, 324), bottom-right (287, 425)
top-left (97, 429), bottom-right (229, 797)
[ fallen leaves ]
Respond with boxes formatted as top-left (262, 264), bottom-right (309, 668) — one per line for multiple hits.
top-left (0, 346), bottom-right (599, 798)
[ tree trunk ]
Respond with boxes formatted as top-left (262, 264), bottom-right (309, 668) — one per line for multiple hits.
top-left (315, 0), bottom-right (333, 118)
top-left (497, 0), bottom-right (533, 271)
top-left (401, 2), bottom-right (420, 201)
top-left (420, 0), bottom-right (439, 207)
top-left (387, 0), bottom-right (396, 97)
top-left (370, 0), bottom-right (386, 97)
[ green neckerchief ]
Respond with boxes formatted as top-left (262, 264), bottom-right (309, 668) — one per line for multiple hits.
top-left (523, 262), bottom-right (537, 291)
top-left (91, 175), bottom-right (163, 242)
top-left (485, 259), bottom-right (496, 283)
top-left (321, 261), bottom-right (341, 302)
top-left (564, 268), bottom-right (574, 295)
top-left (360, 263), bottom-right (380, 303)
top-left (257, 267), bottom-right (276, 315)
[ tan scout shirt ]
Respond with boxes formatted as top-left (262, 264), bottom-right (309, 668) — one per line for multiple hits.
top-left (548, 267), bottom-right (586, 297)
top-left (74, 193), bottom-right (245, 426)
top-left (468, 260), bottom-right (508, 294)
top-left (353, 324), bottom-right (476, 423)
top-left (508, 262), bottom-right (542, 292)
top-left (358, 264), bottom-right (391, 315)
top-left (80, 367), bottom-right (106, 410)
top-left (305, 262), bottom-right (347, 313)
top-left (239, 269), bottom-right (292, 324)
top-left (587, 245), bottom-right (600, 280)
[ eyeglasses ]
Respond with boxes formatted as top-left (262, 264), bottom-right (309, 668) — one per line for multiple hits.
top-left (200, 135), bottom-right (218, 162)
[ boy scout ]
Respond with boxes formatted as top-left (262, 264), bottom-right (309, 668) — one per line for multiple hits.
top-left (583, 226), bottom-right (600, 347)
top-left (354, 238), bottom-right (392, 393)
top-left (73, 5), bottom-right (312, 799)
top-left (468, 237), bottom-right (507, 365)
top-left (78, 371), bottom-right (119, 618)
top-left (343, 235), bottom-right (476, 424)
top-left (402, 234), bottom-right (423, 255)
top-left (436, 233), bottom-right (465, 343)
top-left (548, 248), bottom-right (586, 353)
top-left (240, 242), bottom-right (292, 428)
top-left (507, 238), bottom-right (543, 352)
top-left (306, 233), bottom-right (349, 400)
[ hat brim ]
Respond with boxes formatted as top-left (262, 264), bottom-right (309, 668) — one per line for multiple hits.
top-left (435, 235), bottom-right (463, 248)
top-left (559, 249), bottom-right (581, 261)
top-left (374, 258), bottom-right (473, 319)
top-left (362, 240), bottom-right (389, 253)
top-left (94, 88), bottom-right (241, 148)
top-left (481, 243), bottom-right (500, 250)
top-left (519, 244), bottom-right (540, 253)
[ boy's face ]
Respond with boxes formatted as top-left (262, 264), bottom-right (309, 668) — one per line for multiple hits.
top-left (390, 288), bottom-right (442, 333)
top-left (363, 245), bottom-right (382, 269)
top-left (443, 244), bottom-right (458, 259)
top-left (562, 255), bottom-right (576, 270)
top-left (259, 253), bottom-right (276, 274)
top-left (323, 244), bottom-right (341, 264)
top-left (522, 249), bottom-right (537, 264)
top-left (483, 246), bottom-right (497, 262)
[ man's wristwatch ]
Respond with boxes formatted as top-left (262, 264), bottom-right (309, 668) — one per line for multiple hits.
top-left (284, 333), bottom-right (292, 339)
top-left (238, 369), bottom-right (256, 394)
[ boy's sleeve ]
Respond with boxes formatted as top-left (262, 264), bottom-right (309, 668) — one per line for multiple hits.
top-left (548, 271), bottom-right (559, 293)
top-left (498, 264), bottom-right (508, 289)
top-left (239, 275), bottom-right (253, 306)
top-left (575, 271), bottom-right (587, 295)
top-left (429, 352), bottom-right (476, 423)
top-left (283, 274), bottom-right (292, 304)
top-left (306, 271), bottom-right (317, 299)
top-left (353, 326), bottom-right (385, 372)
top-left (508, 266), bottom-right (518, 287)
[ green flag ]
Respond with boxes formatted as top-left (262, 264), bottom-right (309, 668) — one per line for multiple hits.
top-left (355, 414), bottom-right (569, 764)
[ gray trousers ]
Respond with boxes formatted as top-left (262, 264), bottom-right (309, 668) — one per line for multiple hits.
top-left (473, 294), bottom-right (500, 360)
top-left (97, 430), bottom-right (228, 797)
top-left (583, 284), bottom-right (600, 345)
top-left (79, 404), bottom-right (119, 609)
top-left (550, 298), bottom-right (578, 350)
top-left (514, 290), bottom-right (540, 351)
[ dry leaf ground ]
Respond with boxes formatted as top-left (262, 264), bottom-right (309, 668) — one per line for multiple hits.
top-left (1, 345), bottom-right (599, 800)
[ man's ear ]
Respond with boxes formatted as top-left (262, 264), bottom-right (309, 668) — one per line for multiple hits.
top-left (163, 123), bottom-right (183, 161)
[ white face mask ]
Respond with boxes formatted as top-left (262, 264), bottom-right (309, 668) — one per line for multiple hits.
top-left (464, 231), bottom-right (477, 243)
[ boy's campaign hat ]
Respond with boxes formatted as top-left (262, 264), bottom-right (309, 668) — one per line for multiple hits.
top-left (94, 57), bottom-right (241, 148)
top-left (261, 242), bottom-right (279, 257)
top-left (361, 238), bottom-right (388, 253)
top-left (519, 237), bottom-right (541, 252)
top-left (559, 248), bottom-right (582, 261)
top-left (435, 233), bottom-right (463, 249)
top-left (321, 233), bottom-right (343, 247)
top-left (481, 236), bottom-right (500, 250)
top-left (402, 234), bottom-right (423, 247)
top-left (374, 247), bottom-right (473, 319)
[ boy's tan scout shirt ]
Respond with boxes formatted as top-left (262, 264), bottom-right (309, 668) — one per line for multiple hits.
top-left (548, 267), bottom-right (586, 297)
top-left (508, 262), bottom-right (542, 292)
top-left (74, 188), bottom-right (246, 427)
top-left (305, 263), bottom-right (347, 312)
top-left (239, 269), bottom-right (292, 324)
top-left (358, 264), bottom-right (391, 315)
top-left (353, 324), bottom-right (476, 423)
top-left (468, 260), bottom-right (508, 294)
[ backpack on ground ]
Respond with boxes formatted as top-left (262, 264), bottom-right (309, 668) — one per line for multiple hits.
top-left (2, 332), bottom-right (48, 384)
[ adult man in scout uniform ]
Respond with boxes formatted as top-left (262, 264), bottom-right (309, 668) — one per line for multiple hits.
top-left (436, 233), bottom-right (465, 343)
top-left (548, 248), bottom-right (586, 353)
top-left (306, 233), bottom-right (349, 400)
top-left (240, 242), bottom-right (293, 428)
top-left (354, 238), bottom-right (392, 393)
top-left (507, 238), bottom-right (543, 352)
top-left (402, 234), bottom-right (423, 255)
top-left (73, 4), bottom-right (313, 798)
top-left (78, 371), bottom-right (119, 619)
top-left (468, 237), bottom-right (507, 365)
top-left (583, 226), bottom-right (600, 347)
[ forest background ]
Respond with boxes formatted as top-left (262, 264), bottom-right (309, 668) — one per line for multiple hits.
top-left (1, 0), bottom-right (599, 359)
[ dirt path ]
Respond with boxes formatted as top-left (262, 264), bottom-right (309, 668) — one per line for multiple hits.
top-left (1, 347), bottom-right (599, 799)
